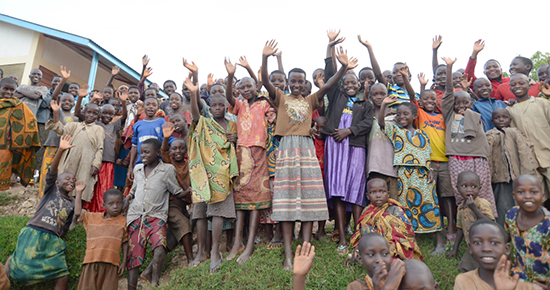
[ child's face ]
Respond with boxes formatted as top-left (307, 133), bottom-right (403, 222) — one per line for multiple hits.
top-left (453, 92), bottom-right (472, 115)
top-left (103, 194), bottom-right (123, 217)
top-left (396, 106), bottom-right (416, 128)
top-left (170, 139), bottom-right (187, 162)
top-left (56, 172), bottom-right (76, 193)
top-left (144, 89), bottom-right (156, 99)
top-left (140, 143), bottom-right (159, 166)
top-left (29, 69), bottom-right (42, 85)
top-left (210, 97), bottom-right (226, 119)
top-left (359, 70), bottom-right (376, 91)
top-left (144, 98), bottom-right (159, 117)
top-left (170, 115), bottom-right (188, 136)
top-left (288, 72), bottom-right (306, 96)
top-left (102, 88), bottom-right (114, 101)
top-left (8, 74), bottom-right (19, 84)
top-left (84, 106), bottom-right (100, 124)
top-left (0, 83), bottom-right (17, 98)
top-left (392, 64), bottom-right (409, 86)
top-left (537, 65), bottom-right (548, 83)
top-left (169, 94), bottom-right (182, 110)
top-left (513, 176), bottom-right (543, 213)
top-left (68, 84), bottom-right (79, 96)
top-left (164, 82), bottom-right (176, 96)
top-left (383, 70), bottom-right (393, 85)
top-left (210, 85), bottom-right (225, 97)
top-left (370, 85), bottom-right (387, 108)
top-left (358, 237), bottom-right (392, 278)
top-left (419, 91), bottom-right (437, 112)
top-left (342, 75), bottom-right (360, 97)
top-left (367, 181), bottom-right (389, 207)
top-left (109, 99), bottom-right (121, 112)
top-left (434, 67), bottom-right (446, 87)
top-left (239, 79), bottom-right (256, 100)
top-left (301, 82), bottom-right (312, 98)
top-left (509, 58), bottom-right (529, 76)
top-left (491, 109), bottom-right (511, 130)
top-left (60, 94), bottom-right (75, 111)
top-left (129, 88), bottom-right (140, 103)
top-left (101, 107), bottom-right (115, 124)
top-left (457, 175), bottom-right (480, 201)
top-left (181, 84), bottom-right (191, 98)
top-left (484, 61), bottom-right (502, 80)
top-left (270, 73), bottom-right (287, 92)
top-left (473, 78), bottom-right (492, 99)
top-left (509, 74), bottom-right (530, 98)
top-left (452, 72), bottom-right (463, 88)
top-left (469, 224), bottom-right (508, 271)
top-left (51, 77), bottom-right (62, 90)
top-left (200, 84), bottom-right (207, 95)
top-left (150, 83), bottom-right (160, 94)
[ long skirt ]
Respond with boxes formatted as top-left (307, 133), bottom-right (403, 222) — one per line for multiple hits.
top-left (324, 113), bottom-right (366, 208)
top-left (272, 135), bottom-right (329, 222)
top-left (448, 156), bottom-right (496, 216)
top-left (397, 165), bottom-right (442, 233)
top-left (233, 146), bottom-right (271, 210)
top-left (83, 162), bottom-right (114, 213)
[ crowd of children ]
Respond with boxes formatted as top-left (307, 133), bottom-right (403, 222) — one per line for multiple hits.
top-left (0, 31), bottom-right (549, 290)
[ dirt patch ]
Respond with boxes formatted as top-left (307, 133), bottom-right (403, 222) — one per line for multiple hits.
top-left (0, 183), bottom-right (41, 217)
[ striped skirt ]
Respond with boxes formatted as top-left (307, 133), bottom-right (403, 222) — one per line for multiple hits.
top-left (272, 135), bottom-right (329, 222)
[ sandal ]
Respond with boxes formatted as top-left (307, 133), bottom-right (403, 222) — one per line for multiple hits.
top-left (431, 248), bottom-right (446, 256)
top-left (332, 229), bottom-right (340, 242)
top-left (336, 244), bottom-right (349, 255)
top-left (189, 258), bottom-right (204, 268)
top-left (209, 253), bottom-right (223, 274)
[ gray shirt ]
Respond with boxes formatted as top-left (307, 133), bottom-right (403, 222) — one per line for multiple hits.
top-left (127, 161), bottom-right (182, 225)
top-left (95, 118), bottom-right (123, 163)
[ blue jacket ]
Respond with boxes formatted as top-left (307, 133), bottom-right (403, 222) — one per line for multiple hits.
top-left (472, 98), bottom-right (507, 131)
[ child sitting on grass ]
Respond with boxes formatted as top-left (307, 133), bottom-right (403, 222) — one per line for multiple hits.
top-left (447, 171), bottom-right (495, 272)
top-left (350, 178), bottom-right (422, 261)
top-left (454, 219), bottom-right (541, 290)
top-left (505, 174), bottom-right (550, 287)
top-left (5, 135), bottom-right (76, 289)
top-left (486, 108), bottom-right (538, 225)
top-left (75, 186), bottom-right (128, 290)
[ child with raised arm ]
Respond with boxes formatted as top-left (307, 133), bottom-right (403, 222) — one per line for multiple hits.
top-left (75, 185), bottom-right (128, 290)
top-left (224, 57), bottom-right (272, 264)
top-left (6, 135), bottom-right (76, 289)
top-left (506, 73), bottom-right (550, 203)
top-left (505, 174), bottom-right (550, 287)
top-left (186, 77), bottom-right (238, 273)
top-left (463, 39), bottom-right (509, 99)
top-left (447, 171), bottom-right (495, 272)
top-left (321, 35), bottom-right (373, 254)
top-left (441, 57), bottom-right (497, 216)
top-left (471, 77), bottom-right (507, 132)
top-left (46, 97), bottom-right (105, 204)
top-left (261, 40), bottom-right (352, 270)
top-left (123, 138), bottom-right (187, 289)
top-left (378, 93), bottom-right (445, 254)
top-left (486, 108), bottom-right (538, 225)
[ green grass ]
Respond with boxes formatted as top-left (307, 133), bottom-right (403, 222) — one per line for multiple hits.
top-left (0, 191), bottom-right (22, 206)
top-left (0, 216), bottom-right (467, 290)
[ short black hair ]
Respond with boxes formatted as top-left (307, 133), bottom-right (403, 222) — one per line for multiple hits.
top-left (101, 104), bottom-right (115, 112)
top-left (144, 96), bottom-right (159, 104)
top-left (163, 80), bottom-right (177, 88)
top-left (210, 83), bottom-right (226, 94)
top-left (433, 64), bottom-right (447, 74)
top-left (358, 67), bottom-right (374, 76)
top-left (470, 219), bottom-right (507, 241)
top-left (85, 103), bottom-right (100, 112)
top-left (0, 77), bottom-right (17, 87)
top-left (357, 232), bottom-right (388, 254)
top-left (457, 170), bottom-right (480, 185)
top-left (420, 89), bottom-right (436, 99)
top-left (103, 188), bottom-right (123, 201)
top-left (514, 56), bottom-right (533, 72)
top-left (170, 112), bottom-right (187, 122)
top-left (142, 138), bottom-right (162, 151)
top-left (271, 70), bottom-right (287, 80)
top-left (69, 82), bottom-right (80, 88)
top-left (128, 85), bottom-right (141, 92)
top-left (288, 68), bottom-right (306, 79)
top-left (102, 86), bottom-right (114, 92)
top-left (52, 75), bottom-right (62, 80)
top-left (312, 68), bottom-right (324, 80)
top-left (484, 59), bottom-right (501, 69)
top-left (397, 102), bottom-right (417, 116)
top-left (170, 92), bottom-right (184, 102)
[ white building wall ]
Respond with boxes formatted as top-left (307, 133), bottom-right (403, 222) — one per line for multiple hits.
top-left (0, 22), bottom-right (33, 58)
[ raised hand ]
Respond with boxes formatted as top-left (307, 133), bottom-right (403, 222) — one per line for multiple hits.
top-left (460, 73), bottom-right (473, 89)
top-left (398, 63), bottom-right (410, 76)
top-left (60, 66), bottom-right (71, 79)
top-left (237, 56), bottom-right (250, 68)
top-left (274, 51), bottom-right (282, 58)
top-left (418, 73), bottom-right (429, 86)
top-left (441, 57), bottom-right (457, 66)
top-left (118, 90), bottom-right (129, 103)
top-left (183, 58), bottom-right (198, 73)
top-left (348, 57), bottom-right (359, 70)
top-left (50, 99), bottom-right (61, 112)
top-left (327, 29), bottom-right (341, 42)
top-left (207, 73), bottom-right (215, 88)
top-left (143, 67), bottom-right (153, 78)
top-left (329, 37), bottom-right (346, 48)
top-left (142, 54), bottom-right (149, 67)
top-left (162, 122), bottom-right (175, 138)
top-left (59, 134), bottom-right (76, 151)
top-left (224, 58), bottom-right (237, 75)
top-left (111, 65), bottom-right (120, 76)
top-left (316, 72), bottom-right (325, 87)
top-left (382, 95), bottom-right (398, 105)
top-left (432, 35), bottom-right (443, 50)
top-left (473, 39), bottom-right (485, 53)
top-left (357, 35), bottom-right (371, 48)
top-left (293, 242), bottom-right (315, 277)
top-left (539, 82), bottom-right (550, 96)
top-left (263, 40), bottom-right (278, 57)
top-left (91, 92), bottom-right (104, 105)
top-left (79, 84), bottom-right (90, 97)
top-left (75, 180), bottom-right (86, 193)
top-left (335, 46), bottom-right (350, 67)
top-left (493, 255), bottom-right (520, 290)
top-left (183, 77), bottom-right (197, 92)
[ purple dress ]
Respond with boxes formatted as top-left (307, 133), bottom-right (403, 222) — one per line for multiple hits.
top-left (325, 104), bottom-right (367, 209)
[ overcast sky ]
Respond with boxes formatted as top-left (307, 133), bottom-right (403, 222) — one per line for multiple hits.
top-left (3, 0), bottom-right (550, 90)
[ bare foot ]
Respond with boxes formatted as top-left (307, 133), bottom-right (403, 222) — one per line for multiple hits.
top-left (267, 239), bottom-right (283, 249)
top-left (236, 247), bottom-right (254, 264)
top-left (226, 243), bottom-right (245, 261)
top-left (140, 267), bottom-right (152, 284)
top-left (283, 256), bottom-right (293, 271)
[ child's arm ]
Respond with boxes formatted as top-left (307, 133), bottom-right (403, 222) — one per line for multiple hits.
top-left (51, 66), bottom-right (71, 102)
top-left (224, 58), bottom-right (237, 108)
top-left (378, 96), bottom-right (397, 129)
top-left (105, 66), bottom-right (120, 87)
top-left (74, 84), bottom-right (91, 121)
top-left (358, 35), bottom-right (387, 86)
top-left (46, 100), bottom-right (68, 136)
top-left (432, 35), bottom-right (442, 71)
top-left (73, 181), bottom-right (86, 221)
top-left (293, 242), bottom-right (315, 290)
top-left (51, 135), bottom-right (76, 173)
top-left (447, 228), bottom-right (464, 260)
top-left (261, 40), bottom-right (279, 100)
top-left (118, 91), bottom-right (128, 124)
top-left (161, 122), bottom-right (175, 152)
top-left (441, 57), bottom-right (457, 121)
top-left (237, 56), bottom-right (259, 86)
top-left (464, 40), bottom-right (484, 87)
top-left (417, 73), bottom-right (429, 95)
top-left (399, 64), bottom-right (417, 104)
top-left (465, 196), bottom-right (490, 220)
top-left (183, 58), bottom-right (199, 85)
top-left (185, 77), bottom-right (200, 122)
top-left (119, 242), bottom-right (128, 276)
top-left (138, 55), bottom-right (151, 87)
top-left (274, 51), bottom-right (284, 74)
top-left (127, 147), bottom-right (137, 183)
top-left (316, 47), bottom-right (355, 99)
top-left (327, 29), bottom-right (342, 70)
